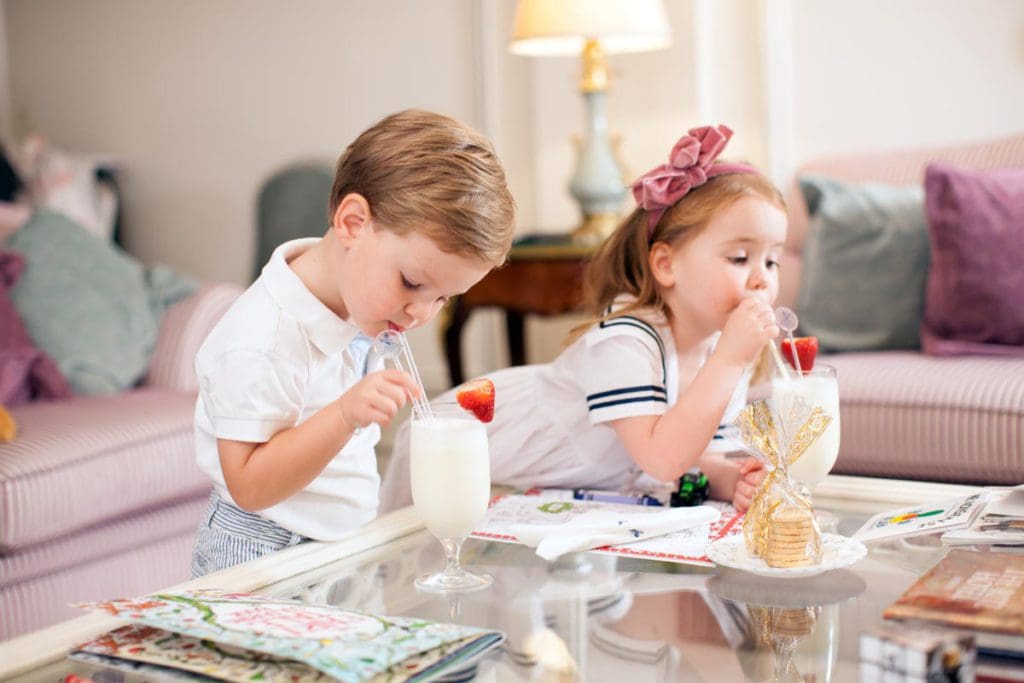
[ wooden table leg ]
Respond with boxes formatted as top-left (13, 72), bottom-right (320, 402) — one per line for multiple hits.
top-left (506, 310), bottom-right (526, 367)
top-left (441, 253), bottom-right (589, 384)
top-left (443, 298), bottom-right (471, 386)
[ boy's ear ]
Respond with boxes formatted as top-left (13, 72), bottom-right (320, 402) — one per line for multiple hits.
top-left (331, 193), bottom-right (371, 244)
top-left (649, 242), bottom-right (676, 288)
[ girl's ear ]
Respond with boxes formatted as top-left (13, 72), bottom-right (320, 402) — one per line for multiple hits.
top-left (649, 241), bottom-right (676, 288)
top-left (331, 193), bottom-right (372, 245)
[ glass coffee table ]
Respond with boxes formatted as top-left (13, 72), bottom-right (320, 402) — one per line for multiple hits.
top-left (2, 475), bottom-right (1019, 682)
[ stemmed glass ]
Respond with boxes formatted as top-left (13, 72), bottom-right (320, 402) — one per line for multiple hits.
top-left (410, 402), bottom-right (493, 592)
top-left (373, 330), bottom-right (492, 592)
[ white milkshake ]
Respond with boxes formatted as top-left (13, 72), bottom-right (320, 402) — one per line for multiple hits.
top-left (410, 416), bottom-right (491, 540)
top-left (771, 365), bottom-right (840, 488)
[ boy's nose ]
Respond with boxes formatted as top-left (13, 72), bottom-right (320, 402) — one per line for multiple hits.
top-left (404, 300), bottom-right (438, 327)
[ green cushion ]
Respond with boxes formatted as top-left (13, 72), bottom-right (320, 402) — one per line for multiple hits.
top-left (256, 164), bottom-right (333, 280)
top-left (796, 176), bottom-right (930, 351)
top-left (5, 211), bottom-right (168, 394)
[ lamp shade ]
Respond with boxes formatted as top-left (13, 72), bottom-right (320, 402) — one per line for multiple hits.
top-left (510, 0), bottom-right (671, 56)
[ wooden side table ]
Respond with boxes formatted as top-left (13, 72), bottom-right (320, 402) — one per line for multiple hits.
top-left (442, 236), bottom-right (595, 385)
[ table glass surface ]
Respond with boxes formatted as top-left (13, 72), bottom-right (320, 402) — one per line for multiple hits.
top-left (261, 510), bottom-right (936, 682)
top-left (14, 487), bottom-right (1020, 682)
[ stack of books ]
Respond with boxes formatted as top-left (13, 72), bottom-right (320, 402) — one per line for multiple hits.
top-left (883, 549), bottom-right (1024, 659)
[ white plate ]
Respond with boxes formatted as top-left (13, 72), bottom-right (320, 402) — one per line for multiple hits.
top-left (706, 533), bottom-right (867, 579)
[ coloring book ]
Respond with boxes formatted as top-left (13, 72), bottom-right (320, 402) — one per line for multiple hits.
top-left (472, 490), bottom-right (742, 566)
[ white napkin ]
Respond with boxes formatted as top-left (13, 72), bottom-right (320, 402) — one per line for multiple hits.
top-left (508, 505), bottom-right (721, 561)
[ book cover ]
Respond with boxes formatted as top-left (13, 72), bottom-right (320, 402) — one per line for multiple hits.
top-left (942, 485), bottom-right (1024, 547)
top-left (71, 624), bottom-right (329, 682)
top-left (883, 549), bottom-right (1024, 637)
top-left (852, 493), bottom-right (989, 543)
top-left (73, 590), bottom-right (504, 683)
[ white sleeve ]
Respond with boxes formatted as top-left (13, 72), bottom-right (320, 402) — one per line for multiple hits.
top-left (580, 317), bottom-right (668, 425)
top-left (200, 349), bottom-right (306, 442)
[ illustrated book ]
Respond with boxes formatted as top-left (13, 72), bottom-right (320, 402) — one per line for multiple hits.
top-left (70, 590), bottom-right (504, 683)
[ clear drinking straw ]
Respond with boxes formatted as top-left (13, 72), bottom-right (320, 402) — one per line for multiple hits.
top-left (373, 329), bottom-right (433, 421)
top-left (768, 341), bottom-right (793, 382)
top-left (775, 306), bottom-right (802, 377)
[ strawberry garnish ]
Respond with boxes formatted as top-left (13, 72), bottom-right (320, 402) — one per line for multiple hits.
top-left (780, 336), bottom-right (819, 372)
top-left (456, 378), bottom-right (495, 423)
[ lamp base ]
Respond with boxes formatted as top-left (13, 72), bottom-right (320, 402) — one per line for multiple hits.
top-left (572, 212), bottom-right (621, 245)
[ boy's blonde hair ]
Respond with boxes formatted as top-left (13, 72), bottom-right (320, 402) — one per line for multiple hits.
top-left (573, 172), bottom-right (786, 383)
top-left (329, 109), bottom-right (515, 265)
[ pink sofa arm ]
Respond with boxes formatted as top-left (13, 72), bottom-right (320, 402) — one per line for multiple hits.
top-left (144, 282), bottom-right (244, 392)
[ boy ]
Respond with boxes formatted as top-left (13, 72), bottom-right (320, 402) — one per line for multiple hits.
top-left (192, 110), bottom-right (515, 576)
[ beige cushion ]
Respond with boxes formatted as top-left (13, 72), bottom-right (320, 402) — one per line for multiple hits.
top-left (0, 389), bottom-right (207, 549)
top-left (824, 353), bottom-right (1024, 484)
top-left (0, 494), bottom-right (205, 586)
top-left (0, 527), bottom-right (198, 639)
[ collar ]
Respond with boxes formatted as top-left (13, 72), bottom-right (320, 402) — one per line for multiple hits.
top-left (609, 294), bottom-right (670, 330)
top-left (259, 238), bottom-right (362, 356)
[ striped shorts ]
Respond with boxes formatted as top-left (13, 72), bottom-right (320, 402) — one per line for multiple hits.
top-left (190, 490), bottom-right (308, 578)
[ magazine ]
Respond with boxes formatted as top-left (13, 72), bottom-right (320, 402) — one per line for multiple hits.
top-left (883, 549), bottom-right (1024, 657)
top-left (71, 590), bottom-right (504, 683)
top-left (471, 490), bottom-right (742, 566)
top-left (942, 485), bottom-right (1024, 546)
top-left (852, 492), bottom-right (989, 543)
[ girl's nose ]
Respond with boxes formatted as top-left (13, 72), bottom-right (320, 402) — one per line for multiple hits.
top-left (748, 263), bottom-right (771, 291)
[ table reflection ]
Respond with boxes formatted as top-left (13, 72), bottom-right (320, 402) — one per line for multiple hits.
top-left (709, 569), bottom-right (867, 682)
top-left (280, 532), bottom-right (869, 682)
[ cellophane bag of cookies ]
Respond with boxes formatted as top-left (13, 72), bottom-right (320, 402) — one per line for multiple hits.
top-left (734, 396), bottom-right (832, 566)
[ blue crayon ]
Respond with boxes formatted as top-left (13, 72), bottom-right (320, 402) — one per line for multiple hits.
top-left (573, 488), bottom-right (664, 506)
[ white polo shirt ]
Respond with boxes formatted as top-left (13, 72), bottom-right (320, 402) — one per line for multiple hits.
top-left (194, 238), bottom-right (382, 541)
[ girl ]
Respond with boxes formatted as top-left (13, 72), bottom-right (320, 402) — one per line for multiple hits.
top-left (381, 125), bottom-right (782, 514)
top-left (191, 110), bottom-right (515, 576)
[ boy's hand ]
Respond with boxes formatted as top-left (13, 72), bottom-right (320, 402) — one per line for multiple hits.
top-left (715, 298), bottom-right (779, 367)
top-left (338, 369), bottom-right (420, 429)
top-left (732, 457), bottom-right (765, 513)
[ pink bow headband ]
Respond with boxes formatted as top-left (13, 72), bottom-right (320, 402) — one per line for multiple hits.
top-left (631, 124), bottom-right (758, 239)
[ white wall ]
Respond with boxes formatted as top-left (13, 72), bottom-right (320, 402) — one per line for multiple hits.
top-left (3, 0), bottom-right (488, 284)
top-left (790, 0), bottom-right (1024, 160)
top-left (2, 0), bottom-right (1023, 382)
top-left (1, 0), bottom-right (530, 387)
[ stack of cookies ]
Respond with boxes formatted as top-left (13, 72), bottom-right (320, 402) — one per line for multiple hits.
top-left (764, 506), bottom-right (820, 568)
top-left (769, 607), bottom-right (820, 639)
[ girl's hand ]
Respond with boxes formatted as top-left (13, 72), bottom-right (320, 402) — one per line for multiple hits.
top-left (716, 298), bottom-right (779, 367)
top-left (733, 457), bottom-right (765, 513)
top-left (338, 369), bottom-right (420, 429)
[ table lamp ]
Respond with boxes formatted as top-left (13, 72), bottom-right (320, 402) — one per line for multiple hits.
top-left (510, 0), bottom-right (671, 243)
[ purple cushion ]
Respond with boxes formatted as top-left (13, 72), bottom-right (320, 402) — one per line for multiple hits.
top-left (0, 250), bottom-right (71, 404)
top-left (921, 163), bottom-right (1024, 356)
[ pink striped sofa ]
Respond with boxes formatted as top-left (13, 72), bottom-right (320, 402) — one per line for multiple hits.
top-left (780, 132), bottom-right (1024, 486)
top-left (0, 282), bottom-right (242, 639)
